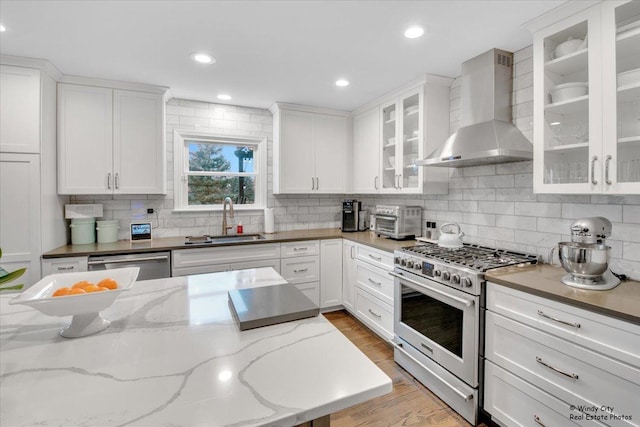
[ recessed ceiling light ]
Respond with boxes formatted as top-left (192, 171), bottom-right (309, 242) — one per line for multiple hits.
top-left (217, 94), bottom-right (232, 100)
top-left (0, 24), bottom-right (6, 32)
top-left (404, 26), bottom-right (424, 39)
top-left (335, 79), bottom-right (349, 87)
top-left (190, 52), bottom-right (215, 64)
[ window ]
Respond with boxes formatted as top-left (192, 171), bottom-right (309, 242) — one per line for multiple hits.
top-left (174, 130), bottom-right (267, 210)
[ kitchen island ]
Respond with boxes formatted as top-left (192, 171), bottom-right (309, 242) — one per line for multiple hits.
top-left (0, 268), bottom-right (392, 426)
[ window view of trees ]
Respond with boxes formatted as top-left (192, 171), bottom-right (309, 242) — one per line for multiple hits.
top-left (187, 142), bottom-right (256, 205)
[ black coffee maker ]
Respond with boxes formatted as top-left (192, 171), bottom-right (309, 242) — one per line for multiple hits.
top-left (342, 200), bottom-right (361, 232)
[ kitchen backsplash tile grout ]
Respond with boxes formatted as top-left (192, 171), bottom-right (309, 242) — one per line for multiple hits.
top-left (70, 44), bottom-right (640, 280)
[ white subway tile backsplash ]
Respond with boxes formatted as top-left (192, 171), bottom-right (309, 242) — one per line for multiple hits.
top-left (478, 201), bottom-right (514, 215)
top-left (478, 225), bottom-right (514, 242)
top-left (623, 242), bottom-right (640, 262)
top-left (496, 160), bottom-right (533, 175)
top-left (515, 230), bottom-right (561, 248)
top-left (462, 212), bottom-right (495, 226)
top-left (495, 214), bottom-right (537, 231)
top-left (515, 202), bottom-right (561, 218)
top-left (463, 165), bottom-right (496, 177)
top-left (450, 200), bottom-right (478, 212)
top-left (478, 175), bottom-right (515, 189)
top-left (561, 203), bottom-right (622, 222)
top-left (623, 205), bottom-right (640, 223)
top-left (463, 189), bottom-right (496, 201)
top-left (536, 217), bottom-right (572, 235)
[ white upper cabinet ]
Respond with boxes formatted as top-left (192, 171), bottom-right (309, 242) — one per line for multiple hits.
top-left (351, 77), bottom-right (451, 195)
top-left (58, 83), bottom-right (166, 195)
top-left (271, 103), bottom-right (350, 194)
top-left (352, 107), bottom-right (380, 193)
top-left (0, 66), bottom-right (41, 153)
top-left (531, 0), bottom-right (640, 194)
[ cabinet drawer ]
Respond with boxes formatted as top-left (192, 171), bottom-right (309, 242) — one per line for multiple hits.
top-left (354, 287), bottom-right (393, 340)
top-left (485, 360), bottom-right (606, 427)
top-left (281, 240), bottom-right (320, 258)
top-left (355, 260), bottom-right (394, 305)
top-left (280, 256), bottom-right (319, 284)
top-left (487, 282), bottom-right (640, 369)
top-left (41, 257), bottom-right (88, 276)
top-left (486, 311), bottom-right (640, 425)
top-left (228, 259), bottom-right (280, 274)
top-left (172, 243), bottom-right (281, 269)
top-left (355, 245), bottom-right (393, 270)
top-left (294, 281), bottom-right (319, 306)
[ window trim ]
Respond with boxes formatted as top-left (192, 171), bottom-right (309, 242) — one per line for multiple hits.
top-left (173, 129), bottom-right (267, 211)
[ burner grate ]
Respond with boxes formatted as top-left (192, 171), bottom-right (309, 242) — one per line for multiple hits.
top-left (402, 242), bottom-right (538, 272)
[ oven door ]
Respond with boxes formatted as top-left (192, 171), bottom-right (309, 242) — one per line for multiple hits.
top-left (374, 214), bottom-right (398, 236)
top-left (391, 270), bottom-right (479, 386)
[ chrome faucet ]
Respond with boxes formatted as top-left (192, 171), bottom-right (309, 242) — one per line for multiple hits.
top-left (222, 197), bottom-right (234, 235)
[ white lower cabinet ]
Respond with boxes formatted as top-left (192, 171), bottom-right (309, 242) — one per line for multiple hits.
top-left (41, 256), bottom-right (88, 276)
top-left (484, 283), bottom-right (640, 427)
top-left (320, 239), bottom-right (342, 309)
top-left (344, 240), bottom-right (395, 340)
top-left (342, 240), bottom-right (357, 311)
top-left (171, 243), bottom-right (281, 277)
top-left (294, 281), bottom-right (320, 307)
top-left (354, 286), bottom-right (394, 340)
top-left (280, 240), bottom-right (321, 307)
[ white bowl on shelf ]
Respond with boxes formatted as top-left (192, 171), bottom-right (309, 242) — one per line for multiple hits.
top-left (618, 68), bottom-right (640, 87)
top-left (387, 137), bottom-right (395, 146)
top-left (405, 106), bottom-right (419, 115)
top-left (9, 267), bottom-right (139, 338)
top-left (553, 37), bottom-right (586, 59)
top-left (550, 82), bottom-right (588, 103)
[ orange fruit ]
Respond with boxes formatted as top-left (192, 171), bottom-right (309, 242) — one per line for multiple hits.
top-left (84, 285), bottom-right (106, 293)
top-left (97, 278), bottom-right (118, 290)
top-left (52, 287), bottom-right (70, 297)
top-left (67, 288), bottom-right (86, 295)
top-left (96, 287), bottom-right (109, 292)
top-left (72, 280), bottom-right (93, 289)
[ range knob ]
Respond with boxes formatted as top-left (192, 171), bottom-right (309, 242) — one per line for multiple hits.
top-left (442, 271), bottom-right (450, 281)
top-left (407, 260), bottom-right (414, 269)
top-left (414, 263), bottom-right (422, 271)
top-left (434, 270), bottom-right (441, 277)
top-left (461, 277), bottom-right (472, 287)
top-left (401, 258), bottom-right (407, 266)
top-left (394, 256), bottom-right (401, 265)
top-left (451, 274), bottom-right (460, 284)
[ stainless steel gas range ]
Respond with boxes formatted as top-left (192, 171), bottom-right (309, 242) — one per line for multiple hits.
top-left (390, 242), bottom-right (538, 424)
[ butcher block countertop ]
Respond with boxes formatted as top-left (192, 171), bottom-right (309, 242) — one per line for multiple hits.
top-left (0, 268), bottom-right (391, 426)
top-left (486, 264), bottom-right (640, 325)
top-left (42, 229), bottom-right (413, 258)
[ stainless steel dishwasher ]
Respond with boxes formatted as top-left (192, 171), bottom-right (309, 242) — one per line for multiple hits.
top-left (88, 252), bottom-right (171, 280)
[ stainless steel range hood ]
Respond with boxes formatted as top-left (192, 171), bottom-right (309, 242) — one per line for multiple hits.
top-left (417, 49), bottom-right (532, 168)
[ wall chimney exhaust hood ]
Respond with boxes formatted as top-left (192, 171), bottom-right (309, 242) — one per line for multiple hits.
top-left (416, 49), bottom-right (533, 168)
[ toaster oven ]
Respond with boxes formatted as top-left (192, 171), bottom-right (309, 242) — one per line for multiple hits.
top-left (374, 205), bottom-right (422, 240)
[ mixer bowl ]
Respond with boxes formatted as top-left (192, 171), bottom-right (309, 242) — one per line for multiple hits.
top-left (558, 242), bottom-right (610, 279)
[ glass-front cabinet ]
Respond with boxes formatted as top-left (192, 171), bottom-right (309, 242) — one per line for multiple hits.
top-left (532, 0), bottom-right (640, 194)
top-left (380, 88), bottom-right (423, 193)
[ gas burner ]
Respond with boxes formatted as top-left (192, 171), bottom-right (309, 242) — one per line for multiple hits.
top-left (401, 242), bottom-right (538, 272)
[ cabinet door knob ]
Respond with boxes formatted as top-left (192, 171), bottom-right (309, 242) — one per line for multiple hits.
top-left (591, 156), bottom-right (598, 185)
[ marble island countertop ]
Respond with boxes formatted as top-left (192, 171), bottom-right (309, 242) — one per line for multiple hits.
top-left (0, 268), bottom-right (392, 426)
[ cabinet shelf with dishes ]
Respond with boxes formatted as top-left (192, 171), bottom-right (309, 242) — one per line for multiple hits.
top-left (530, 0), bottom-right (640, 194)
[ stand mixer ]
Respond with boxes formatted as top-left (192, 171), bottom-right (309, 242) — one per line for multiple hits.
top-left (555, 217), bottom-right (620, 290)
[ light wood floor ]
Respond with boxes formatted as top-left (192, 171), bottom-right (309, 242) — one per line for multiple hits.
top-left (325, 310), bottom-right (488, 427)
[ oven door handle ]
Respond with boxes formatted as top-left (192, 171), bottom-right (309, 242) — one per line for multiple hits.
top-left (374, 214), bottom-right (398, 221)
top-left (389, 271), bottom-right (474, 308)
top-left (391, 341), bottom-right (474, 402)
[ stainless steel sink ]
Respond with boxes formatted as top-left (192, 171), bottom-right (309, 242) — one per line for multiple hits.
top-left (184, 234), bottom-right (266, 245)
top-left (208, 234), bottom-right (266, 244)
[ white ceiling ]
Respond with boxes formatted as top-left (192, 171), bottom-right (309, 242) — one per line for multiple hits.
top-left (0, 0), bottom-right (565, 111)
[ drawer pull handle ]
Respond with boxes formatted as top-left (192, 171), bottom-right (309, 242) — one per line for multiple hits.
top-left (536, 356), bottom-right (579, 379)
top-left (368, 254), bottom-right (382, 261)
top-left (537, 310), bottom-right (580, 328)
top-left (420, 343), bottom-right (433, 353)
top-left (368, 308), bottom-right (382, 318)
top-left (368, 278), bottom-right (382, 286)
top-left (534, 415), bottom-right (545, 427)
top-left (57, 266), bottom-right (75, 271)
top-left (293, 268), bottom-right (308, 273)
top-left (293, 247), bottom-right (308, 251)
